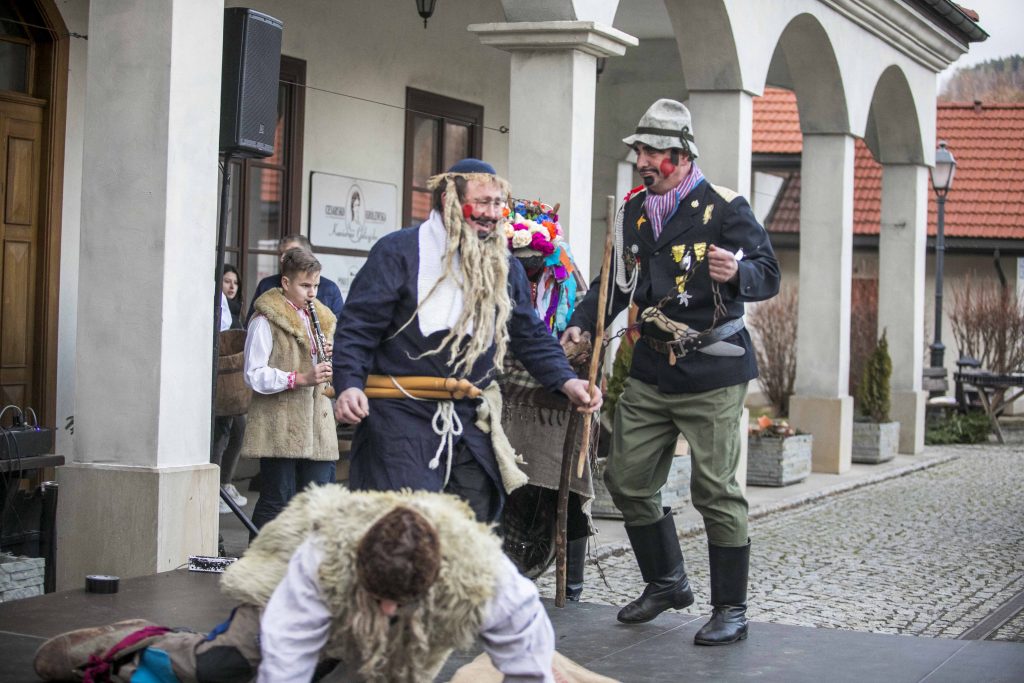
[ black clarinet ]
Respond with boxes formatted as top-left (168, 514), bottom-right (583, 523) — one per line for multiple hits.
top-left (307, 301), bottom-right (335, 398)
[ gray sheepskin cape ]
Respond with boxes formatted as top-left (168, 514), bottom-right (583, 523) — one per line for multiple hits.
top-left (220, 486), bottom-right (504, 681)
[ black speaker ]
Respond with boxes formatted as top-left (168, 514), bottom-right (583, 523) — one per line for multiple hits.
top-left (220, 8), bottom-right (283, 158)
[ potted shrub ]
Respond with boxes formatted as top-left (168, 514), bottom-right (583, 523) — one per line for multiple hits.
top-left (746, 415), bottom-right (812, 487)
top-left (852, 330), bottom-right (900, 463)
top-left (746, 287), bottom-right (812, 486)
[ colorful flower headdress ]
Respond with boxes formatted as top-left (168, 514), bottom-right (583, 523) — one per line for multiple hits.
top-left (505, 198), bottom-right (581, 334)
top-left (506, 199), bottom-right (562, 255)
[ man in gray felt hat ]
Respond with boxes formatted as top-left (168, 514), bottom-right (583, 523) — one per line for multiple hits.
top-left (563, 99), bottom-right (780, 645)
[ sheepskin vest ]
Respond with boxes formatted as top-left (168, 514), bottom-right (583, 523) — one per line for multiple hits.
top-left (240, 288), bottom-right (338, 461)
top-left (220, 487), bottom-right (503, 682)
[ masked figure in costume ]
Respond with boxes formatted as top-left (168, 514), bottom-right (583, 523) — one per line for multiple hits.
top-left (497, 200), bottom-right (596, 600)
top-left (333, 159), bottom-right (601, 523)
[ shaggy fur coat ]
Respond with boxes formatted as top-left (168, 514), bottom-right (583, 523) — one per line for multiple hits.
top-left (241, 288), bottom-right (338, 460)
top-left (220, 486), bottom-right (504, 682)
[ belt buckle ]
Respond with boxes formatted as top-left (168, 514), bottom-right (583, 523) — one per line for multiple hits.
top-left (667, 339), bottom-right (688, 366)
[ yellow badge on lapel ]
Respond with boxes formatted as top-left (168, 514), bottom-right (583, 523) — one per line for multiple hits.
top-left (637, 216), bottom-right (647, 230)
top-left (694, 242), bottom-right (707, 262)
top-left (671, 245), bottom-right (687, 263)
top-left (703, 204), bottom-right (714, 225)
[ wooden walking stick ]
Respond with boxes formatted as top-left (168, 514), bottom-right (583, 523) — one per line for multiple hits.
top-left (555, 196), bottom-right (616, 607)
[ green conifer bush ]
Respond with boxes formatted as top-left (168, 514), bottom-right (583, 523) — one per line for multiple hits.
top-left (857, 330), bottom-right (892, 423)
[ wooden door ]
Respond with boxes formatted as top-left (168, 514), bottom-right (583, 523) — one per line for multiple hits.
top-left (0, 97), bottom-right (43, 423)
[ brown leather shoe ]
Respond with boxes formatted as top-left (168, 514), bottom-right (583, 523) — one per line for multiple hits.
top-left (33, 619), bottom-right (156, 681)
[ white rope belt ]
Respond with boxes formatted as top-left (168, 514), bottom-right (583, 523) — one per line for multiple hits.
top-left (387, 375), bottom-right (462, 486)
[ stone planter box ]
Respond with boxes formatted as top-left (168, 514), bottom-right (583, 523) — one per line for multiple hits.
top-left (746, 433), bottom-right (812, 487)
top-left (1, 555), bottom-right (45, 602)
top-left (851, 421), bottom-right (900, 464)
top-left (592, 442), bottom-right (691, 519)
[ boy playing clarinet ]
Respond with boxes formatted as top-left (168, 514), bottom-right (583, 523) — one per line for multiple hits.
top-left (241, 248), bottom-right (337, 531)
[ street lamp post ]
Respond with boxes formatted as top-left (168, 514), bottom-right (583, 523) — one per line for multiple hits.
top-left (929, 140), bottom-right (957, 378)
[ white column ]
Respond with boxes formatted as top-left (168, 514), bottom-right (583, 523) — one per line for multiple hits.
top-left (789, 134), bottom-right (855, 474)
top-left (686, 90), bottom-right (754, 198)
top-left (469, 21), bottom-right (637, 280)
top-left (878, 164), bottom-right (929, 454)
top-left (57, 0), bottom-right (222, 589)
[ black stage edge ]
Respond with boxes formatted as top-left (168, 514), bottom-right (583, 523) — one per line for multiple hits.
top-left (2, 570), bottom-right (1022, 683)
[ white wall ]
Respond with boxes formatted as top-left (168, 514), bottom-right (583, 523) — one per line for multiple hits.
top-left (55, 1), bottom-right (89, 459)
top-left (228, 0), bottom-right (512, 228)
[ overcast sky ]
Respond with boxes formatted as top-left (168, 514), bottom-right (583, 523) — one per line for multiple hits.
top-left (940, 0), bottom-right (1023, 80)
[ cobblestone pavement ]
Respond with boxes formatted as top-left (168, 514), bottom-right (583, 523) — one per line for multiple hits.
top-left (536, 444), bottom-right (1024, 641)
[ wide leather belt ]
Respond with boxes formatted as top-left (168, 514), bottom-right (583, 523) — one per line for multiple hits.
top-left (642, 317), bottom-right (746, 363)
top-left (363, 374), bottom-right (482, 400)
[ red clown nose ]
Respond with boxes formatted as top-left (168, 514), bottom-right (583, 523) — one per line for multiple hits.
top-left (462, 204), bottom-right (474, 219)
top-left (659, 158), bottom-right (676, 177)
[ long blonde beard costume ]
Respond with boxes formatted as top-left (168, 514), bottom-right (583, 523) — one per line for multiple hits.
top-left (220, 487), bottom-right (504, 683)
top-left (408, 171), bottom-right (512, 378)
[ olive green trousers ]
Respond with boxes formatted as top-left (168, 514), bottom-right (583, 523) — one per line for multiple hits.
top-left (605, 378), bottom-right (748, 547)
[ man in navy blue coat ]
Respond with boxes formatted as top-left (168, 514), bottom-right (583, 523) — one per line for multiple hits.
top-left (332, 159), bottom-right (601, 523)
top-left (247, 234), bottom-right (344, 324)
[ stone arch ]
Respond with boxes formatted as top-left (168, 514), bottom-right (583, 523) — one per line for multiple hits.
top-left (863, 65), bottom-right (925, 165)
top-left (768, 13), bottom-right (849, 135)
top-left (662, 0), bottom-right (741, 90)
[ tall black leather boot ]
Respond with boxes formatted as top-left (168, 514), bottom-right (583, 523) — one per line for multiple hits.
top-left (565, 537), bottom-right (588, 602)
top-left (694, 540), bottom-right (750, 645)
top-left (617, 509), bottom-right (694, 624)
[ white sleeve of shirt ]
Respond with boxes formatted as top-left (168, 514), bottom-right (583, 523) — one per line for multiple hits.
top-left (257, 538), bottom-right (331, 683)
top-left (478, 555), bottom-right (556, 683)
top-left (220, 292), bottom-right (232, 332)
top-left (244, 315), bottom-right (293, 394)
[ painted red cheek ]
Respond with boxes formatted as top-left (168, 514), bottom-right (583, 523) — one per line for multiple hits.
top-left (659, 159), bottom-right (676, 177)
top-left (462, 204), bottom-right (474, 219)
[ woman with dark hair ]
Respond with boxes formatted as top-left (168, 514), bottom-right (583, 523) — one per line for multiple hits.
top-left (214, 263), bottom-right (249, 512)
top-left (222, 264), bottom-right (244, 329)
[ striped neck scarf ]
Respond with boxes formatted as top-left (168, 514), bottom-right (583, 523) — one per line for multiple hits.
top-left (643, 163), bottom-right (705, 239)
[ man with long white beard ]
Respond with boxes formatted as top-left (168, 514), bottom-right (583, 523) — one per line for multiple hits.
top-left (333, 159), bottom-right (601, 522)
top-left (32, 487), bottom-right (562, 682)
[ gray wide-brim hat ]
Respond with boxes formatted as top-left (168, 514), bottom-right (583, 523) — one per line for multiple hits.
top-left (622, 98), bottom-right (700, 159)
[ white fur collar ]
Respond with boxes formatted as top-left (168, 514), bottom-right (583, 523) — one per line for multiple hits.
top-left (417, 211), bottom-right (472, 337)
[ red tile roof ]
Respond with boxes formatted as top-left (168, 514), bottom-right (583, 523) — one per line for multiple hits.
top-left (753, 88), bottom-right (1024, 240)
top-left (764, 174), bottom-right (800, 234)
top-left (932, 103), bottom-right (1024, 239)
top-left (853, 138), bottom-right (882, 235)
top-left (752, 87), bottom-right (802, 154)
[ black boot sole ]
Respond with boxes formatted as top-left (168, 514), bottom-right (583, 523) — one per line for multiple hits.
top-left (617, 590), bottom-right (695, 624)
top-left (694, 628), bottom-right (748, 646)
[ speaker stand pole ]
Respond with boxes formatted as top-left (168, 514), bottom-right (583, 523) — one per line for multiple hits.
top-left (211, 151), bottom-right (234, 458)
top-left (210, 152), bottom-right (256, 537)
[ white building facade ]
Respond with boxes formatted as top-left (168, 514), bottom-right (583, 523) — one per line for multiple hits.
top-left (0, 0), bottom-right (981, 586)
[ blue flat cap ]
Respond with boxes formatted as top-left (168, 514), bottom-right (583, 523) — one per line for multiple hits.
top-left (447, 158), bottom-right (496, 174)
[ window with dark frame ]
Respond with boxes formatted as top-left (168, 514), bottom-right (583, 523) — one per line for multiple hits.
top-left (402, 88), bottom-right (483, 228)
top-left (0, 3), bottom-right (33, 94)
top-left (219, 55), bottom-right (306, 307)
